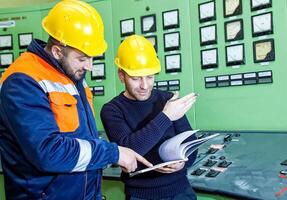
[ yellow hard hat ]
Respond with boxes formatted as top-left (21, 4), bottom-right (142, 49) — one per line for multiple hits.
top-left (42, 0), bottom-right (107, 57)
top-left (115, 35), bottom-right (161, 76)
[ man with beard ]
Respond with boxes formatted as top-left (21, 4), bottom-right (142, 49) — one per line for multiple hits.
top-left (101, 35), bottom-right (198, 200)
top-left (0, 1), bottom-right (151, 199)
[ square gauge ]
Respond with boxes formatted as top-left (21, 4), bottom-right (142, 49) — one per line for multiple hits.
top-left (164, 32), bottom-right (180, 51)
top-left (120, 18), bottom-right (135, 37)
top-left (0, 34), bottom-right (13, 50)
top-left (226, 44), bottom-right (245, 66)
top-left (91, 63), bottom-right (105, 80)
top-left (253, 39), bottom-right (275, 63)
top-left (162, 9), bottom-right (180, 30)
top-left (93, 53), bottom-right (105, 61)
top-left (18, 33), bottom-right (33, 49)
top-left (165, 53), bottom-right (181, 73)
top-left (0, 53), bottom-right (13, 68)
top-left (141, 14), bottom-right (156, 34)
top-left (252, 12), bottom-right (273, 37)
top-left (198, 1), bottom-right (216, 23)
top-left (225, 19), bottom-right (243, 42)
top-left (201, 48), bottom-right (218, 69)
top-left (251, 0), bottom-right (272, 11)
top-left (146, 35), bottom-right (158, 52)
top-left (200, 24), bottom-right (217, 46)
top-left (223, 0), bottom-right (242, 18)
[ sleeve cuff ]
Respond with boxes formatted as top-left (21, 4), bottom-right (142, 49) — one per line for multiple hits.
top-left (153, 111), bottom-right (173, 131)
top-left (108, 142), bottom-right (119, 164)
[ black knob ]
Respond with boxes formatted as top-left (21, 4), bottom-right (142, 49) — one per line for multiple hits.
top-left (219, 156), bottom-right (226, 160)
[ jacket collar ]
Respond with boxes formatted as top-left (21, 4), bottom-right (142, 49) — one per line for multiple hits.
top-left (27, 39), bottom-right (84, 83)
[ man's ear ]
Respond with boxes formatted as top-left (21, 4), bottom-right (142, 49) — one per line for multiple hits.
top-left (118, 69), bottom-right (125, 83)
top-left (51, 45), bottom-right (63, 60)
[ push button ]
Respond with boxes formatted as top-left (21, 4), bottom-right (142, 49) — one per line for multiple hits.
top-left (191, 168), bottom-right (207, 176)
top-left (203, 159), bottom-right (217, 167)
top-left (218, 160), bottom-right (232, 168)
top-left (205, 169), bottom-right (220, 177)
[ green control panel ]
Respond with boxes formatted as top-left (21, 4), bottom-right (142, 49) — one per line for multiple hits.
top-left (191, 0), bottom-right (287, 131)
top-left (0, 6), bottom-right (43, 72)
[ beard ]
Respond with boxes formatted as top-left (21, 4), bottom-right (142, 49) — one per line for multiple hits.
top-left (58, 58), bottom-right (85, 82)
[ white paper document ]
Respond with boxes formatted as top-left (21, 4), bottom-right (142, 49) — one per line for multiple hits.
top-left (129, 159), bottom-right (187, 177)
top-left (129, 130), bottom-right (220, 176)
top-left (159, 130), bottom-right (219, 161)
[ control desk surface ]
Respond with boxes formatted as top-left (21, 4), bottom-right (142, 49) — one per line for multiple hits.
top-left (188, 131), bottom-right (287, 200)
top-left (103, 131), bottom-right (287, 200)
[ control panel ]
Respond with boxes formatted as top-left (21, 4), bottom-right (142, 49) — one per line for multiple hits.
top-left (102, 131), bottom-right (287, 200)
top-left (191, 0), bottom-right (287, 131)
top-left (188, 131), bottom-right (287, 200)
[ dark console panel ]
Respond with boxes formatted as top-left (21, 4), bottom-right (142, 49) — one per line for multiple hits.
top-left (188, 131), bottom-right (287, 200)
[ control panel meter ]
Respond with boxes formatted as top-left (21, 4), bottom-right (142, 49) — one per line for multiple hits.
top-left (164, 32), bottom-right (180, 51)
top-left (0, 34), bottom-right (13, 50)
top-left (252, 12), bottom-right (273, 37)
top-left (165, 53), bottom-right (181, 73)
top-left (0, 53), bottom-right (13, 68)
top-left (225, 19), bottom-right (243, 42)
top-left (141, 14), bottom-right (156, 33)
top-left (18, 33), bottom-right (33, 49)
top-left (226, 44), bottom-right (245, 66)
top-left (223, 0), bottom-right (242, 18)
top-left (91, 63), bottom-right (105, 80)
top-left (201, 48), bottom-right (218, 69)
top-left (253, 39), bottom-right (275, 63)
top-left (251, 0), bottom-right (272, 11)
top-left (162, 9), bottom-right (179, 30)
top-left (120, 18), bottom-right (135, 37)
top-left (198, 1), bottom-right (216, 22)
top-left (200, 24), bottom-right (217, 46)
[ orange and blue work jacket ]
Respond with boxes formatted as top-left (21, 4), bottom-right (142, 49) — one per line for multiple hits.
top-left (0, 39), bottom-right (119, 200)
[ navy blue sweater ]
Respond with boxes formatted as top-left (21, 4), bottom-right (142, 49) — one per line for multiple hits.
top-left (101, 89), bottom-right (197, 199)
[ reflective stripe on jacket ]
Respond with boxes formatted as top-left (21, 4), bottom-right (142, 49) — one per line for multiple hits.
top-left (1, 52), bottom-right (94, 133)
top-left (0, 52), bottom-right (118, 200)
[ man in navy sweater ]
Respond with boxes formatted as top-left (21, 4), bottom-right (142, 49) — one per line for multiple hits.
top-left (101, 35), bottom-right (198, 200)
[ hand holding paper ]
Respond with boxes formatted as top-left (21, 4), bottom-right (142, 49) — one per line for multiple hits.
top-left (129, 159), bottom-right (187, 177)
top-left (155, 160), bottom-right (185, 173)
top-left (129, 130), bottom-right (220, 177)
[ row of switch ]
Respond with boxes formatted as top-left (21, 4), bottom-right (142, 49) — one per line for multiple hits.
top-left (203, 159), bottom-right (232, 168)
top-left (191, 168), bottom-right (220, 178)
top-left (191, 159), bottom-right (232, 178)
top-left (154, 79), bottom-right (180, 91)
top-left (88, 79), bottom-right (181, 97)
top-left (90, 86), bottom-right (104, 96)
top-left (205, 70), bottom-right (273, 88)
